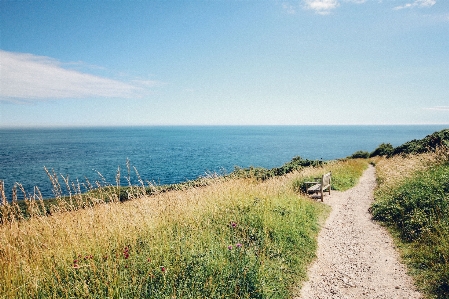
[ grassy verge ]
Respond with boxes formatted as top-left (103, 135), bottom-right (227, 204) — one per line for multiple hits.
top-left (372, 149), bottom-right (449, 299)
top-left (292, 158), bottom-right (369, 193)
top-left (0, 158), bottom-right (368, 298)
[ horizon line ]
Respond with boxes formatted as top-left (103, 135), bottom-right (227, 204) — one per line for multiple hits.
top-left (1, 123), bottom-right (449, 130)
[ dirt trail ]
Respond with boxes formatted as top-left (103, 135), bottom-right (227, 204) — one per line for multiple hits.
top-left (294, 165), bottom-right (422, 299)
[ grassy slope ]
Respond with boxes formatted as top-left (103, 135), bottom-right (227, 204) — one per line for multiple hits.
top-left (0, 159), bottom-right (368, 299)
top-left (372, 150), bottom-right (449, 299)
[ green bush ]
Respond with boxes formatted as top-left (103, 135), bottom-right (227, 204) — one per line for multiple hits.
top-left (392, 129), bottom-right (449, 156)
top-left (348, 150), bottom-right (370, 159)
top-left (231, 156), bottom-right (323, 181)
top-left (370, 143), bottom-right (394, 157)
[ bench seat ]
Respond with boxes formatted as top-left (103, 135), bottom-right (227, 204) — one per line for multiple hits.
top-left (305, 172), bottom-right (331, 202)
top-left (306, 183), bottom-right (322, 192)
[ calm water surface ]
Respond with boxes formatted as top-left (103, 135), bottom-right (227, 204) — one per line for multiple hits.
top-left (0, 125), bottom-right (447, 198)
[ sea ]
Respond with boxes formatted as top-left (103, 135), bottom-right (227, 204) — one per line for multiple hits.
top-left (0, 125), bottom-right (447, 199)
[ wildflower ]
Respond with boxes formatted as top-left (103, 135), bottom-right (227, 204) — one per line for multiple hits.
top-left (73, 259), bottom-right (80, 269)
top-left (160, 266), bottom-right (166, 272)
top-left (230, 221), bottom-right (237, 228)
top-left (228, 245), bottom-right (233, 250)
top-left (123, 247), bottom-right (130, 259)
top-left (236, 243), bottom-right (242, 248)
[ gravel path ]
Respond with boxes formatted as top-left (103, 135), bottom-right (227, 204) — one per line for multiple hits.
top-left (294, 165), bottom-right (423, 299)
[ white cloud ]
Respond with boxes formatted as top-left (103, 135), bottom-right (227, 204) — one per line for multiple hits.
top-left (286, 0), bottom-right (365, 15)
top-left (0, 50), bottom-right (158, 101)
top-left (394, 0), bottom-right (436, 10)
top-left (303, 0), bottom-right (340, 14)
top-left (424, 106), bottom-right (449, 111)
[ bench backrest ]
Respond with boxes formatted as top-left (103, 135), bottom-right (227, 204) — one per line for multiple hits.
top-left (322, 172), bottom-right (331, 187)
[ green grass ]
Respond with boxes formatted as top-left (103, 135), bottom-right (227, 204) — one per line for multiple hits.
top-left (372, 158), bottom-right (449, 299)
top-left (292, 158), bottom-right (369, 193)
top-left (39, 195), bottom-right (324, 298)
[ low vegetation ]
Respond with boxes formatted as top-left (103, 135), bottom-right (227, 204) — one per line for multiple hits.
top-left (369, 142), bottom-right (394, 157)
top-left (346, 129), bottom-right (449, 160)
top-left (372, 148), bottom-right (449, 299)
top-left (0, 157), bottom-right (368, 298)
top-left (348, 150), bottom-right (370, 159)
top-left (229, 156), bottom-right (323, 181)
top-left (392, 129), bottom-right (449, 156)
top-left (293, 158), bottom-right (368, 193)
top-left (369, 129), bottom-right (449, 158)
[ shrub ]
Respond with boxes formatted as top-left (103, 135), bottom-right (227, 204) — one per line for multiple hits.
top-left (348, 150), bottom-right (370, 159)
top-left (392, 129), bottom-right (449, 156)
top-left (230, 156), bottom-right (323, 181)
top-left (370, 143), bottom-right (394, 157)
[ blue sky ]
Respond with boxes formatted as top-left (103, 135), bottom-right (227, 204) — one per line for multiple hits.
top-left (0, 0), bottom-right (448, 127)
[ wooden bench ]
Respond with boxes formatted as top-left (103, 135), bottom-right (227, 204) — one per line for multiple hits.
top-left (305, 172), bottom-right (331, 202)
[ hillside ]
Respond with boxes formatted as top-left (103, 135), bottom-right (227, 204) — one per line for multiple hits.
top-left (369, 128), bottom-right (449, 157)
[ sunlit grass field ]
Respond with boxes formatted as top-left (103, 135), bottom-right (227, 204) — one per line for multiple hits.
top-left (372, 148), bottom-right (449, 299)
top-left (0, 159), bottom-right (367, 298)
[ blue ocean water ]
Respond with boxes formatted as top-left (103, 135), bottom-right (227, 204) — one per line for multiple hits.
top-left (0, 125), bottom-right (447, 199)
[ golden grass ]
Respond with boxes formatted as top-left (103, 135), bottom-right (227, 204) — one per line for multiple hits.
top-left (0, 159), bottom-right (368, 298)
top-left (0, 178), bottom-right (279, 296)
top-left (374, 150), bottom-right (443, 194)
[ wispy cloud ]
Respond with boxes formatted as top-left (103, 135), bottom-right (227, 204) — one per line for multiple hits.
top-left (0, 50), bottom-right (159, 101)
top-left (394, 0), bottom-right (436, 10)
top-left (303, 0), bottom-right (340, 15)
top-left (291, 0), bottom-right (438, 15)
top-left (424, 106), bottom-right (449, 111)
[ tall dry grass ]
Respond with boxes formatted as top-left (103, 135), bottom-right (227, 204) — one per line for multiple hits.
top-left (375, 150), bottom-right (442, 190)
top-left (0, 159), bottom-right (368, 298)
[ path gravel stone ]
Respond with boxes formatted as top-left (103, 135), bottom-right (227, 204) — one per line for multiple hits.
top-left (294, 165), bottom-right (423, 299)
